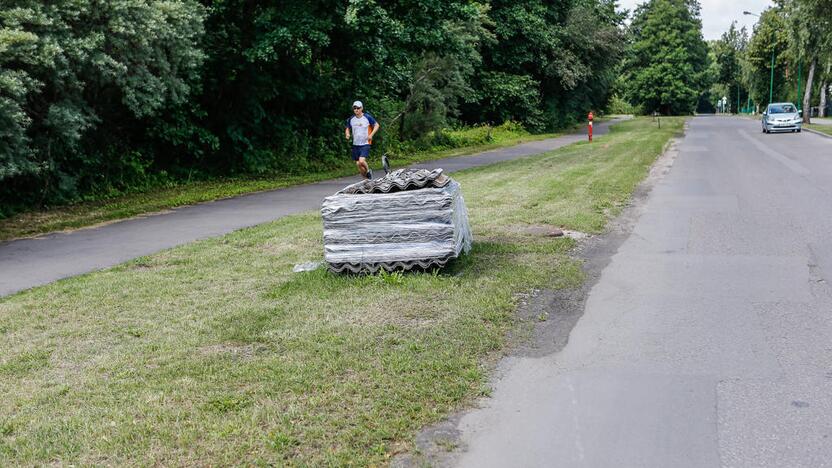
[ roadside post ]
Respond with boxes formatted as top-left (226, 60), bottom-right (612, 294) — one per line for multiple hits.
top-left (588, 111), bottom-right (593, 142)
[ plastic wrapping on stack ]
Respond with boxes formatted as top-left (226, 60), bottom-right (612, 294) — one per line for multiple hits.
top-left (321, 169), bottom-right (473, 273)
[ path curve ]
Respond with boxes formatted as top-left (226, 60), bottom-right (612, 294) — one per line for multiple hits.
top-left (0, 120), bottom-right (621, 297)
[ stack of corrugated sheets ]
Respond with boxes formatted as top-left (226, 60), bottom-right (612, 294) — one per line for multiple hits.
top-left (321, 169), bottom-right (473, 273)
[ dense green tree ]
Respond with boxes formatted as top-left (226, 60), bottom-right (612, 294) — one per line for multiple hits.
top-left (820, 62), bottom-right (830, 117)
top-left (366, 1), bottom-right (490, 141)
top-left (1, 0), bottom-right (629, 215)
top-left (0, 0), bottom-right (205, 213)
top-left (697, 41), bottom-right (720, 113)
top-left (175, 0), bottom-right (490, 174)
top-left (802, 0), bottom-right (832, 115)
top-left (780, 0), bottom-right (829, 122)
top-left (743, 8), bottom-right (790, 109)
top-left (177, 1), bottom-right (346, 175)
top-left (468, 0), bottom-right (625, 129)
top-left (742, 1), bottom-right (832, 116)
top-left (712, 22), bottom-right (748, 112)
top-left (548, 0), bottom-right (627, 124)
top-left (621, 0), bottom-right (710, 115)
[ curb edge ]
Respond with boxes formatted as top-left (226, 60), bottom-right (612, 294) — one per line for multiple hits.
top-left (804, 127), bottom-right (832, 139)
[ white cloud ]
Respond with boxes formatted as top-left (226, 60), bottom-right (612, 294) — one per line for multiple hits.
top-left (616, 0), bottom-right (774, 40)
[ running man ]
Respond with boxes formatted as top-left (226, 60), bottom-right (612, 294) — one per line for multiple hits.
top-left (344, 101), bottom-right (380, 179)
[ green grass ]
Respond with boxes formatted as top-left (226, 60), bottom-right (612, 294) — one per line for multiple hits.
top-left (806, 123), bottom-right (832, 136)
top-left (0, 123), bottom-right (564, 242)
top-left (0, 117), bottom-right (684, 465)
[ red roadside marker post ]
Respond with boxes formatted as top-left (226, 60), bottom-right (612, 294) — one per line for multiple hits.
top-left (588, 111), bottom-right (594, 142)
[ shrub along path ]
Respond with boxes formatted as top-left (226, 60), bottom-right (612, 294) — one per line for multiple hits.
top-left (0, 119), bottom-right (622, 296)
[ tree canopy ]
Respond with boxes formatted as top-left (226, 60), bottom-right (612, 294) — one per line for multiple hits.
top-left (739, 1), bottom-right (832, 115)
top-left (0, 1), bottom-right (205, 209)
top-left (621, 0), bottom-right (710, 115)
top-left (743, 8), bottom-right (791, 108)
top-left (0, 0), bottom-right (630, 215)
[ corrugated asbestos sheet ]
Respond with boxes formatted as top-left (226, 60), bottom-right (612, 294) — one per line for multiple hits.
top-left (322, 169), bottom-right (473, 273)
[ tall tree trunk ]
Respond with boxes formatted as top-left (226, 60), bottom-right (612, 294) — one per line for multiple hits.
top-left (802, 58), bottom-right (816, 124)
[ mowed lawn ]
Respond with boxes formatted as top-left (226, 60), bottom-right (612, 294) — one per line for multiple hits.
top-left (806, 122), bottom-right (832, 137)
top-left (0, 118), bottom-right (684, 465)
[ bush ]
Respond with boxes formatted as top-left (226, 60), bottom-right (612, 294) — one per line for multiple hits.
top-left (606, 94), bottom-right (642, 115)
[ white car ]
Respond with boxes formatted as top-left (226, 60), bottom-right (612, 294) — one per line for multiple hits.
top-left (762, 102), bottom-right (802, 133)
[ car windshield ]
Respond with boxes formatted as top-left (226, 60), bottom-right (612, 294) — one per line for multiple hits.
top-left (769, 104), bottom-right (796, 114)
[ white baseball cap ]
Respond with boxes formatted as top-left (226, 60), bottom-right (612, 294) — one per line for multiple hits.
top-left (352, 100), bottom-right (363, 108)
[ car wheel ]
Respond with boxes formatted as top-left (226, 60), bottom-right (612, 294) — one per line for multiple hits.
top-left (797, 129), bottom-right (801, 133)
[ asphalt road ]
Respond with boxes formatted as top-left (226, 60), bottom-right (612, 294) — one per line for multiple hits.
top-left (0, 120), bottom-right (618, 297)
top-left (453, 116), bottom-right (832, 467)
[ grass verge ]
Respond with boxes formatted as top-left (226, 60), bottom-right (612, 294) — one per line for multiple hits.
top-left (806, 123), bottom-right (832, 137)
top-left (0, 124), bottom-right (565, 242)
top-left (0, 117), bottom-right (684, 465)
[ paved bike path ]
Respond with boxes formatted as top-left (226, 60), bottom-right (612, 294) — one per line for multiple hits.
top-left (0, 120), bottom-right (619, 296)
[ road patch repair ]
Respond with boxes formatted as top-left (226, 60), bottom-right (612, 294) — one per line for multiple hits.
top-left (322, 168), bottom-right (472, 273)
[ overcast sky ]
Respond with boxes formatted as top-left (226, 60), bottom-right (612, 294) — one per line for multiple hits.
top-left (616, 0), bottom-right (774, 41)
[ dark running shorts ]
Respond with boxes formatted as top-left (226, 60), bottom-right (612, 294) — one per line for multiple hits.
top-left (351, 144), bottom-right (371, 161)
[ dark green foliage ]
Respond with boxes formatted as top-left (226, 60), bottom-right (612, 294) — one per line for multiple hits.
top-left (621, 0), bottom-right (710, 115)
top-left (472, 72), bottom-right (545, 127)
top-left (711, 23), bottom-right (748, 112)
top-left (1, 0), bottom-right (627, 216)
top-left (467, 0), bottom-right (626, 130)
top-left (714, 24), bottom-right (747, 86)
top-left (740, 1), bottom-right (832, 113)
top-left (0, 0), bottom-right (205, 214)
top-left (743, 8), bottom-right (791, 108)
top-left (185, 0), bottom-right (491, 172)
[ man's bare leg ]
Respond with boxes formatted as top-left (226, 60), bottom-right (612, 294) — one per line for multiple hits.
top-left (355, 158), bottom-right (367, 179)
top-left (357, 157), bottom-right (370, 178)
